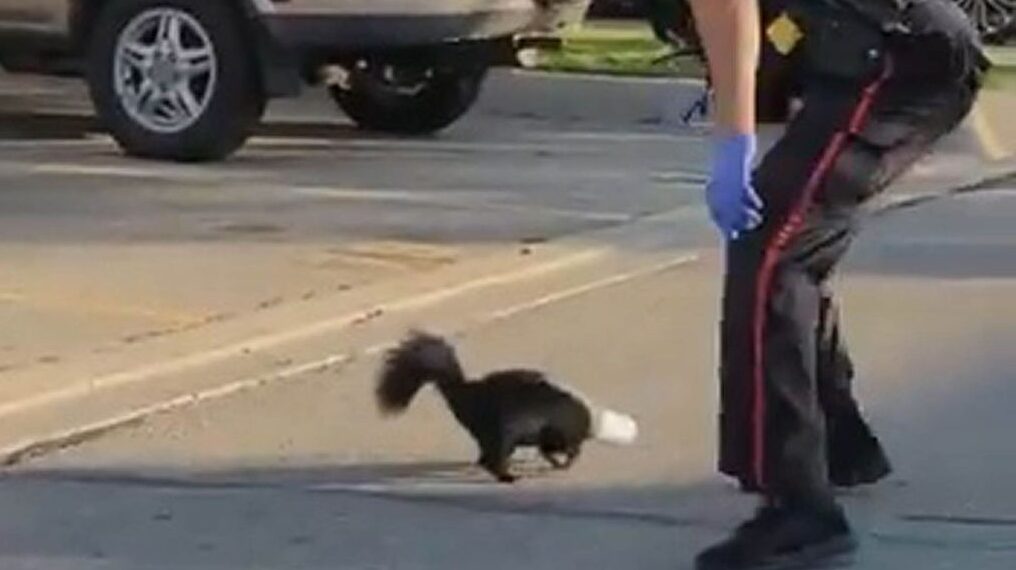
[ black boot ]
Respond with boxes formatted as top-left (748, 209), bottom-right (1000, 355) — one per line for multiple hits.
top-left (827, 410), bottom-right (892, 488)
top-left (695, 501), bottom-right (857, 570)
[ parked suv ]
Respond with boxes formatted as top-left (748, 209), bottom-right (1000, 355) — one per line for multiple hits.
top-left (0, 0), bottom-right (591, 161)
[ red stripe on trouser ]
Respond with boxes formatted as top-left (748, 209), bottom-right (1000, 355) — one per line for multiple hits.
top-left (750, 61), bottom-right (894, 490)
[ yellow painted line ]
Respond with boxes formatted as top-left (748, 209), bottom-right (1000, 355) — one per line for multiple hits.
top-left (969, 102), bottom-right (1009, 161)
top-left (298, 137), bottom-right (599, 156)
top-left (484, 253), bottom-right (699, 322)
top-left (531, 130), bottom-right (704, 143)
top-left (0, 250), bottom-right (700, 465)
top-left (290, 186), bottom-right (495, 203)
top-left (0, 137), bottom-right (109, 150)
top-left (0, 88), bottom-right (65, 96)
top-left (0, 353), bottom-right (355, 467)
top-left (0, 247), bottom-right (608, 420)
top-left (0, 290), bottom-right (204, 324)
top-left (292, 186), bottom-right (635, 222)
top-left (28, 162), bottom-right (261, 182)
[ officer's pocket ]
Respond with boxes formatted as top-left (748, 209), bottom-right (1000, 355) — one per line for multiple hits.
top-left (801, 11), bottom-right (886, 80)
top-left (824, 121), bottom-right (913, 206)
top-left (892, 0), bottom-right (989, 84)
top-left (889, 31), bottom-right (970, 83)
top-left (855, 120), bottom-right (914, 149)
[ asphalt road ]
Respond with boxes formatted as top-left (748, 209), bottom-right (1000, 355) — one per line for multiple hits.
top-left (0, 69), bottom-right (1009, 374)
top-left (2, 187), bottom-right (1014, 570)
top-left (0, 69), bottom-right (1013, 569)
top-left (0, 71), bottom-right (716, 373)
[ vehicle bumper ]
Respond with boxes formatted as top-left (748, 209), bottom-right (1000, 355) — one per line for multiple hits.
top-left (261, 0), bottom-right (589, 52)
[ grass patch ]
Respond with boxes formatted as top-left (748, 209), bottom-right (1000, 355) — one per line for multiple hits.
top-left (985, 47), bottom-right (1016, 90)
top-left (984, 68), bottom-right (1016, 90)
top-left (532, 21), bottom-right (705, 79)
top-left (537, 21), bottom-right (1016, 92)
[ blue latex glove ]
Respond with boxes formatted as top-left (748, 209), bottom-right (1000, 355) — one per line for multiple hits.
top-left (706, 133), bottom-right (764, 240)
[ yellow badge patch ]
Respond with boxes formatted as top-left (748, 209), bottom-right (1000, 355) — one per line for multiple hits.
top-left (766, 13), bottom-right (803, 56)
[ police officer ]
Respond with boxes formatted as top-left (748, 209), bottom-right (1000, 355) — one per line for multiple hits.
top-left (681, 0), bottom-right (990, 568)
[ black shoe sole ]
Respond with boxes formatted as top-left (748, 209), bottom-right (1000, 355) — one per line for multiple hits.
top-left (754, 534), bottom-right (858, 570)
top-left (696, 534), bottom-right (858, 570)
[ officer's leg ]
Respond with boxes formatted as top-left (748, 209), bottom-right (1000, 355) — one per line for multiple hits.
top-left (814, 65), bottom-right (980, 487)
top-left (720, 70), bottom-right (979, 501)
top-left (802, 207), bottom-right (890, 489)
top-left (719, 51), bottom-right (979, 505)
top-left (816, 289), bottom-right (854, 415)
top-left (761, 197), bottom-right (861, 505)
top-left (702, 3), bottom-right (985, 568)
top-left (817, 288), bottom-right (893, 487)
top-left (707, 87), bottom-right (867, 570)
top-left (718, 79), bottom-right (867, 502)
top-left (810, 4), bottom-right (988, 487)
top-left (718, 229), bottom-right (764, 490)
top-left (707, 73), bottom-right (932, 568)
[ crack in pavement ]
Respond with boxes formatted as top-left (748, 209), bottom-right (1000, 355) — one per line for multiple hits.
top-left (873, 172), bottom-right (1016, 216)
top-left (900, 514), bottom-right (1016, 528)
top-left (869, 531), bottom-right (1016, 553)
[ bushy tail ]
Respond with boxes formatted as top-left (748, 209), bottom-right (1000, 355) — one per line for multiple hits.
top-left (376, 331), bottom-right (466, 414)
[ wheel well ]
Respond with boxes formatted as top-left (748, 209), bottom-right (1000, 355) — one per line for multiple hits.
top-left (68, 0), bottom-right (300, 97)
top-left (70, 0), bottom-right (255, 51)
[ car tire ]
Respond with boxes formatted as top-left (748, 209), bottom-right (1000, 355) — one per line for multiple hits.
top-left (952, 0), bottom-right (1016, 44)
top-left (87, 0), bottom-right (265, 161)
top-left (330, 61), bottom-right (486, 135)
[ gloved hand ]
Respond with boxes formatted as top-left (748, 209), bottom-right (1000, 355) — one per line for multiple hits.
top-left (706, 133), bottom-right (764, 239)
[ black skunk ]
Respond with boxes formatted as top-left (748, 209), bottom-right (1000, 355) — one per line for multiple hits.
top-left (376, 331), bottom-right (638, 483)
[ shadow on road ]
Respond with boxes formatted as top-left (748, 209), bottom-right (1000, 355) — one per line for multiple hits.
top-left (2, 331), bottom-right (1015, 569)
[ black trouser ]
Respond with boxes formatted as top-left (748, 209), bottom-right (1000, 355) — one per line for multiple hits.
top-left (718, 0), bottom-right (986, 505)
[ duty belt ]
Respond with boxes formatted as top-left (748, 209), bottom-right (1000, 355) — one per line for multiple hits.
top-left (770, 0), bottom-right (894, 79)
top-left (777, 0), bottom-right (990, 83)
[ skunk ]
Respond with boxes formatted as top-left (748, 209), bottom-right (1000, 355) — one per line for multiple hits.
top-left (375, 331), bottom-right (638, 483)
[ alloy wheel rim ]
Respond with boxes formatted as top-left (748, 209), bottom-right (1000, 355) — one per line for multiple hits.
top-left (114, 8), bottom-right (217, 134)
